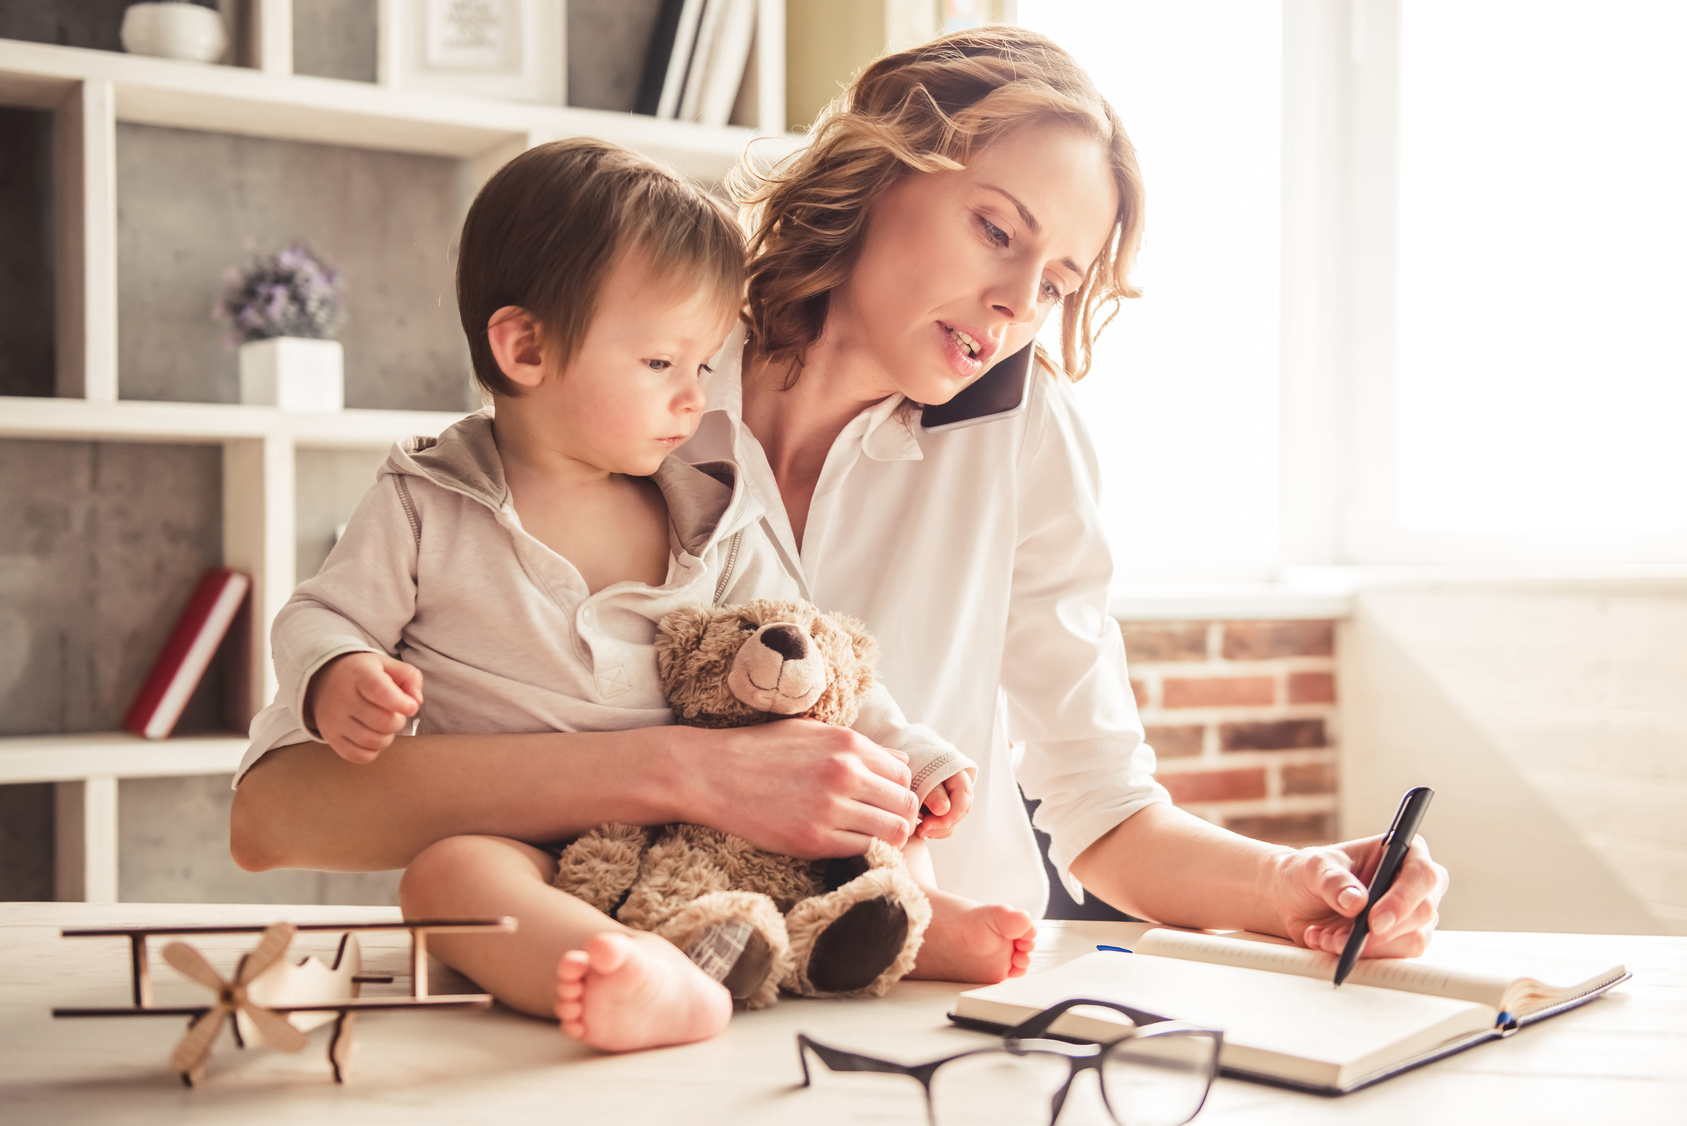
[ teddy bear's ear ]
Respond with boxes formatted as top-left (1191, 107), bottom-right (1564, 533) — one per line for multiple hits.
top-left (805, 611), bottom-right (877, 726)
top-left (823, 610), bottom-right (878, 668)
top-left (658, 605), bottom-right (716, 657)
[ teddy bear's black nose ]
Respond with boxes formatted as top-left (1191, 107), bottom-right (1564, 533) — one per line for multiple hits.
top-left (757, 624), bottom-right (808, 661)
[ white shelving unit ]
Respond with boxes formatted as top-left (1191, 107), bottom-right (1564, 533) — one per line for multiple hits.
top-left (0, 0), bottom-right (790, 903)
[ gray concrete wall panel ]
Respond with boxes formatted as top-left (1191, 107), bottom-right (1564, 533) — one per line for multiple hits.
top-left (292, 0), bottom-right (379, 84)
top-left (0, 439), bottom-right (226, 737)
top-left (120, 774), bottom-right (401, 904)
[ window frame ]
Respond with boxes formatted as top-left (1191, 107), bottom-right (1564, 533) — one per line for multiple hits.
top-left (1279, 0), bottom-right (1687, 567)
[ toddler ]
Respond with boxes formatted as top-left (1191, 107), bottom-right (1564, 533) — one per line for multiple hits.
top-left (235, 139), bottom-right (991, 1052)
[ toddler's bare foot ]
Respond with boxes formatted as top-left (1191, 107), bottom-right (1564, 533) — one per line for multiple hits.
top-left (555, 932), bottom-right (731, 1052)
top-left (908, 887), bottom-right (1036, 983)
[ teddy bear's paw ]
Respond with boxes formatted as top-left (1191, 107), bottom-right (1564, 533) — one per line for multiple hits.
top-left (654, 890), bottom-right (792, 1011)
top-left (807, 896), bottom-right (909, 993)
top-left (785, 866), bottom-right (935, 999)
top-left (685, 919), bottom-right (776, 1004)
top-left (860, 837), bottom-right (908, 874)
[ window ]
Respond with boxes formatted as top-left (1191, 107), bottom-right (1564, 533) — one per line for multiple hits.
top-left (1020, 1), bottom-right (1283, 581)
top-left (1394, 0), bottom-right (1687, 543)
top-left (1025, 1), bottom-right (1687, 575)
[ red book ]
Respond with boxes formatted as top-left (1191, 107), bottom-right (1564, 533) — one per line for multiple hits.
top-left (122, 567), bottom-right (251, 740)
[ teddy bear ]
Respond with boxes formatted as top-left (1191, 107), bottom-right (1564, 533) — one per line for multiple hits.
top-left (550, 598), bottom-right (932, 1010)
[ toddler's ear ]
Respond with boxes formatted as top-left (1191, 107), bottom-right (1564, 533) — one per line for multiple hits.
top-left (486, 306), bottom-right (547, 390)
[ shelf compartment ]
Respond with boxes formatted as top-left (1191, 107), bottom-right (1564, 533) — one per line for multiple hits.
top-left (1, 732), bottom-right (246, 906)
top-left (295, 445), bottom-right (386, 582)
top-left (0, 102), bottom-right (55, 397)
top-left (115, 120), bottom-right (475, 410)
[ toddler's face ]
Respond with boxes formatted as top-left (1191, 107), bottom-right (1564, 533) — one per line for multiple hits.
top-left (548, 250), bottom-right (732, 477)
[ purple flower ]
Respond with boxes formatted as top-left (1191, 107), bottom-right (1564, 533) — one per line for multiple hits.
top-left (214, 240), bottom-right (346, 345)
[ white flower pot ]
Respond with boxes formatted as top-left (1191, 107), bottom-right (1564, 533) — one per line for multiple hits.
top-left (120, 2), bottom-right (227, 64)
top-left (239, 337), bottom-right (344, 412)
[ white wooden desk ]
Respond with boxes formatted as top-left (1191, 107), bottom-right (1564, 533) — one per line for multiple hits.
top-left (3, 903), bottom-right (1683, 1126)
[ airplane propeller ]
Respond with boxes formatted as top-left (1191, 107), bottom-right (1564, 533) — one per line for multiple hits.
top-left (163, 922), bottom-right (308, 1085)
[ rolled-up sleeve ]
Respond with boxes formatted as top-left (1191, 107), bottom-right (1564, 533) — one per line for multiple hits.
top-left (852, 680), bottom-right (976, 804)
top-left (1001, 377), bottom-right (1169, 901)
top-left (234, 472), bottom-right (419, 785)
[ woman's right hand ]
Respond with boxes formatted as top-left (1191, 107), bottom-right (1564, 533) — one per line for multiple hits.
top-left (671, 719), bottom-right (919, 858)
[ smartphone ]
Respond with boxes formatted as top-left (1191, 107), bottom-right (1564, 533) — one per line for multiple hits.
top-left (919, 342), bottom-right (1035, 433)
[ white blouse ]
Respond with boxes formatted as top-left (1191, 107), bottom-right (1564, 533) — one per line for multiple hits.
top-left (681, 333), bottom-right (1169, 916)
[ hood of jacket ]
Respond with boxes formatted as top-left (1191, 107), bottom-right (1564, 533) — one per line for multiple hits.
top-left (382, 410), bottom-right (759, 559)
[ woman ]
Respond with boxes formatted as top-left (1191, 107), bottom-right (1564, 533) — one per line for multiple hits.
top-left (230, 26), bottom-right (1443, 1008)
top-left (696, 26), bottom-right (1445, 964)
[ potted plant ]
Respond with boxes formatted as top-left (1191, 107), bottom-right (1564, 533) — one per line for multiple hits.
top-left (217, 242), bottom-right (347, 412)
top-left (120, 1), bottom-right (227, 63)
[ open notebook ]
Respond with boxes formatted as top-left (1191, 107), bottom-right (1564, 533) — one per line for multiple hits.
top-left (951, 929), bottom-right (1629, 1095)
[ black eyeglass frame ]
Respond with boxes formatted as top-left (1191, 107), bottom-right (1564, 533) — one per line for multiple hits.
top-left (795, 997), bottom-right (1224, 1126)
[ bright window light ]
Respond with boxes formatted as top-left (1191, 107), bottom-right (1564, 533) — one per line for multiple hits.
top-left (1397, 1), bottom-right (1687, 533)
top-left (1019, 2), bottom-right (1282, 581)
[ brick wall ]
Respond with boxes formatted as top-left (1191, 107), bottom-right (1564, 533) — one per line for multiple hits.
top-left (1121, 619), bottom-right (1340, 847)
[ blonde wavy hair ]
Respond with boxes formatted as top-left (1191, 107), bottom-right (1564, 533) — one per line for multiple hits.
top-left (734, 26), bottom-right (1143, 383)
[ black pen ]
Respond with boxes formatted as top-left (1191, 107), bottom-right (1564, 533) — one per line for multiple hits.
top-left (1333, 786), bottom-right (1434, 986)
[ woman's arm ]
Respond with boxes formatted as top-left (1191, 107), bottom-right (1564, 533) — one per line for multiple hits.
top-left (1003, 379), bottom-right (1446, 955)
top-left (230, 718), bottom-right (920, 872)
top-left (1071, 803), bottom-right (1448, 958)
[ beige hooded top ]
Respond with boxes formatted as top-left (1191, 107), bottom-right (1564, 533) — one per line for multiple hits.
top-left (236, 411), bottom-right (972, 802)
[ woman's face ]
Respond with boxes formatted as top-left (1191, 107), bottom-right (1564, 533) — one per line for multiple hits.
top-left (828, 123), bottom-right (1119, 405)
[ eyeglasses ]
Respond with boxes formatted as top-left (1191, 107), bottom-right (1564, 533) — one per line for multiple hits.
top-left (796, 998), bottom-right (1222, 1126)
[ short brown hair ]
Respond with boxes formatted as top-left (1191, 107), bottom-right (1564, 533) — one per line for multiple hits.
top-left (736, 27), bottom-right (1143, 383)
top-left (457, 139), bottom-right (745, 398)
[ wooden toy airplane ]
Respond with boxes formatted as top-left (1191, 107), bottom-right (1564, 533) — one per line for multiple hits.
top-left (52, 917), bottom-right (516, 1086)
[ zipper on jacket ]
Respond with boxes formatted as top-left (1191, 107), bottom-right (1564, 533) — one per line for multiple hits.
top-left (712, 530), bottom-right (744, 605)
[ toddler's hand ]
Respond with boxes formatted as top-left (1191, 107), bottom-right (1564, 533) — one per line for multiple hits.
top-left (917, 770), bottom-right (975, 840)
top-left (304, 651), bottom-right (423, 765)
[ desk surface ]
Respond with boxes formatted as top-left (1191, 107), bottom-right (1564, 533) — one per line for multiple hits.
top-left (3, 902), bottom-right (1683, 1126)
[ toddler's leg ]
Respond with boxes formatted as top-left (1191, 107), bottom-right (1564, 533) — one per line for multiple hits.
top-left (899, 837), bottom-right (1037, 983)
top-left (399, 835), bottom-right (731, 1051)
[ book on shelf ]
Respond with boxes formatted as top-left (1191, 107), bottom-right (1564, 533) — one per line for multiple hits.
top-left (950, 928), bottom-right (1630, 1095)
top-left (637, 0), bottom-right (757, 125)
top-left (638, 0), bottom-right (700, 117)
top-left (121, 567), bottom-right (251, 741)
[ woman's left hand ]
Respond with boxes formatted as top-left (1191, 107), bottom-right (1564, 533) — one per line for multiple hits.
top-left (1272, 834), bottom-right (1449, 958)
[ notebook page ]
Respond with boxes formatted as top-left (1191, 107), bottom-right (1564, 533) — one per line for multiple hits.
top-left (956, 950), bottom-right (1495, 1089)
top-left (1135, 929), bottom-right (1517, 1008)
top-left (1412, 935), bottom-right (1629, 1016)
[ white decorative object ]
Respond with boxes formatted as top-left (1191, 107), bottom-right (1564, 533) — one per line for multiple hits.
top-left (239, 338), bottom-right (344, 412)
top-left (119, 2), bottom-right (227, 64)
top-left (378, 0), bottom-right (565, 104)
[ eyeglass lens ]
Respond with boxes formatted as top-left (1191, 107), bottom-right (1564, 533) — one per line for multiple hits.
top-left (923, 1036), bottom-right (1215, 1126)
top-left (927, 1050), bottom-right (1076, 1126)
top-left (1099, 1033), bottom-right (1217, 1126)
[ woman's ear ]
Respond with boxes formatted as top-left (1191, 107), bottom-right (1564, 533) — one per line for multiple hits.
top-left (486, 306), bottom-right (548, 392)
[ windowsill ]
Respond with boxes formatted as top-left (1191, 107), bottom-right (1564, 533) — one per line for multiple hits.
top-left (1109, 581), bottom-right (1353, 621)
top-left (1109, 564), bottom-right (1687, 621)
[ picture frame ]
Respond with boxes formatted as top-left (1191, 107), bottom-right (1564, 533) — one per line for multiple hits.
top-left (377, 0), bottom-right (565, 105)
